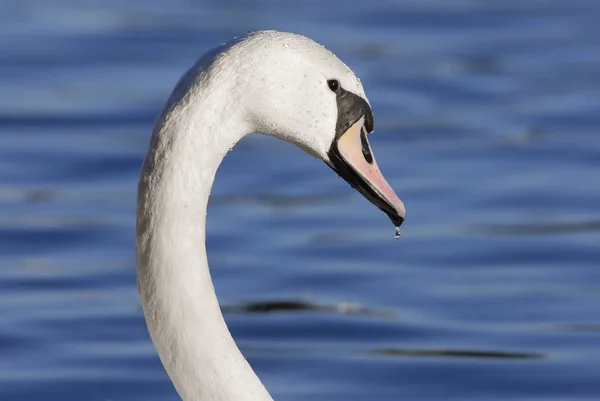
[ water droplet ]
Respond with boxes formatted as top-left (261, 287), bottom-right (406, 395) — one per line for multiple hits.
top-left (265, 44), bottom-right (269, 49)
top-left (394, 227), bottom-right (401, 239)
top-left (271, 123), bottom-right (276, 127)
top-left (261, 79), bottom-right (265, 84)
top-left (283, 43), bottom-right (289, 48)
top-left (318, 80), bottom-right (322, 84)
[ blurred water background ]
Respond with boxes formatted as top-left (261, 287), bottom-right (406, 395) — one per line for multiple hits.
top-left (1, 0), bottom-right (600, 400)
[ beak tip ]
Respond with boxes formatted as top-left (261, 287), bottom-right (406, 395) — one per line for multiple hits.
top-left (390, 214), bottom-right (405, 227)
top-left (388, 199), bottom-right (406, 227)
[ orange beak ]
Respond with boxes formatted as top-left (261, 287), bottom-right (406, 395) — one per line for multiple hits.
top-left (327, 117), bottom-right (406, 227)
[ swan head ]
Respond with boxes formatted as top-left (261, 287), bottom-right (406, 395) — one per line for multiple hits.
top-left (222, 31), bottom-right (406, 226)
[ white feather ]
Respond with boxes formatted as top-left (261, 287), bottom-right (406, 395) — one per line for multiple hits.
top-left (136, 30), bottom-right (370, 401)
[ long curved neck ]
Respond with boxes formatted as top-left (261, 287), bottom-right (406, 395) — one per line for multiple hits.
top-left (136, 66), bottom-right (273, 401)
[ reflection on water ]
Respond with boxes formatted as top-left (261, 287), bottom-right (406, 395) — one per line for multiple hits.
top-left (222, 299), bottom-right (395, 318)
top-left (372, 348), bottom-right (544, 360)
top-left (1, 0), bottom-right (600, 400)
top-left (468, 219), bottom-right (600, 235)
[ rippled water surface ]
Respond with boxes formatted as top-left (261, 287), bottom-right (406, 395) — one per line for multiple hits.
top-left (1, 1), bottom-right (600, 400)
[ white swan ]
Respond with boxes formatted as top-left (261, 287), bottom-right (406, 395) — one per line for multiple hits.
top-left (136, 30), bottom-right (406, 401)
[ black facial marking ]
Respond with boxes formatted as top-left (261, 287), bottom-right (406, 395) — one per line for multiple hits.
top-left (333, 86), bottom-right (374, 140)
top-left (325, 83), bottom-right (403, 227)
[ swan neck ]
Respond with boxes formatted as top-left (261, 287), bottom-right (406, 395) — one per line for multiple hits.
top-left (136, 73), bottom-right (272, 401)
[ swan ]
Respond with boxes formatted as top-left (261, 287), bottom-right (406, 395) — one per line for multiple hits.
top-left (136, 30), bottom-right (406, 401)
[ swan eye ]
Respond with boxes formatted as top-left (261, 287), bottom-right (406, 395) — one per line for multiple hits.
top-left (327, 79), bottom-right (339, 92)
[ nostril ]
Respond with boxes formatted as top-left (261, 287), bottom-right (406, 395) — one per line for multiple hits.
top-left (360, 127), bottom-right (373, 164)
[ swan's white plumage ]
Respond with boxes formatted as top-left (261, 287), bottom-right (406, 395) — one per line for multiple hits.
top-left (136, 31), bottom-right (371, 401)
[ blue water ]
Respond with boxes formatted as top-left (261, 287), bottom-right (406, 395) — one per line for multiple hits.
top-left (1, 0), bottom-right (600, 400)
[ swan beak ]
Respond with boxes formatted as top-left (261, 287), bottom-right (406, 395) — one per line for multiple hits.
top-left (328, 117), bottom-right (406, 226)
